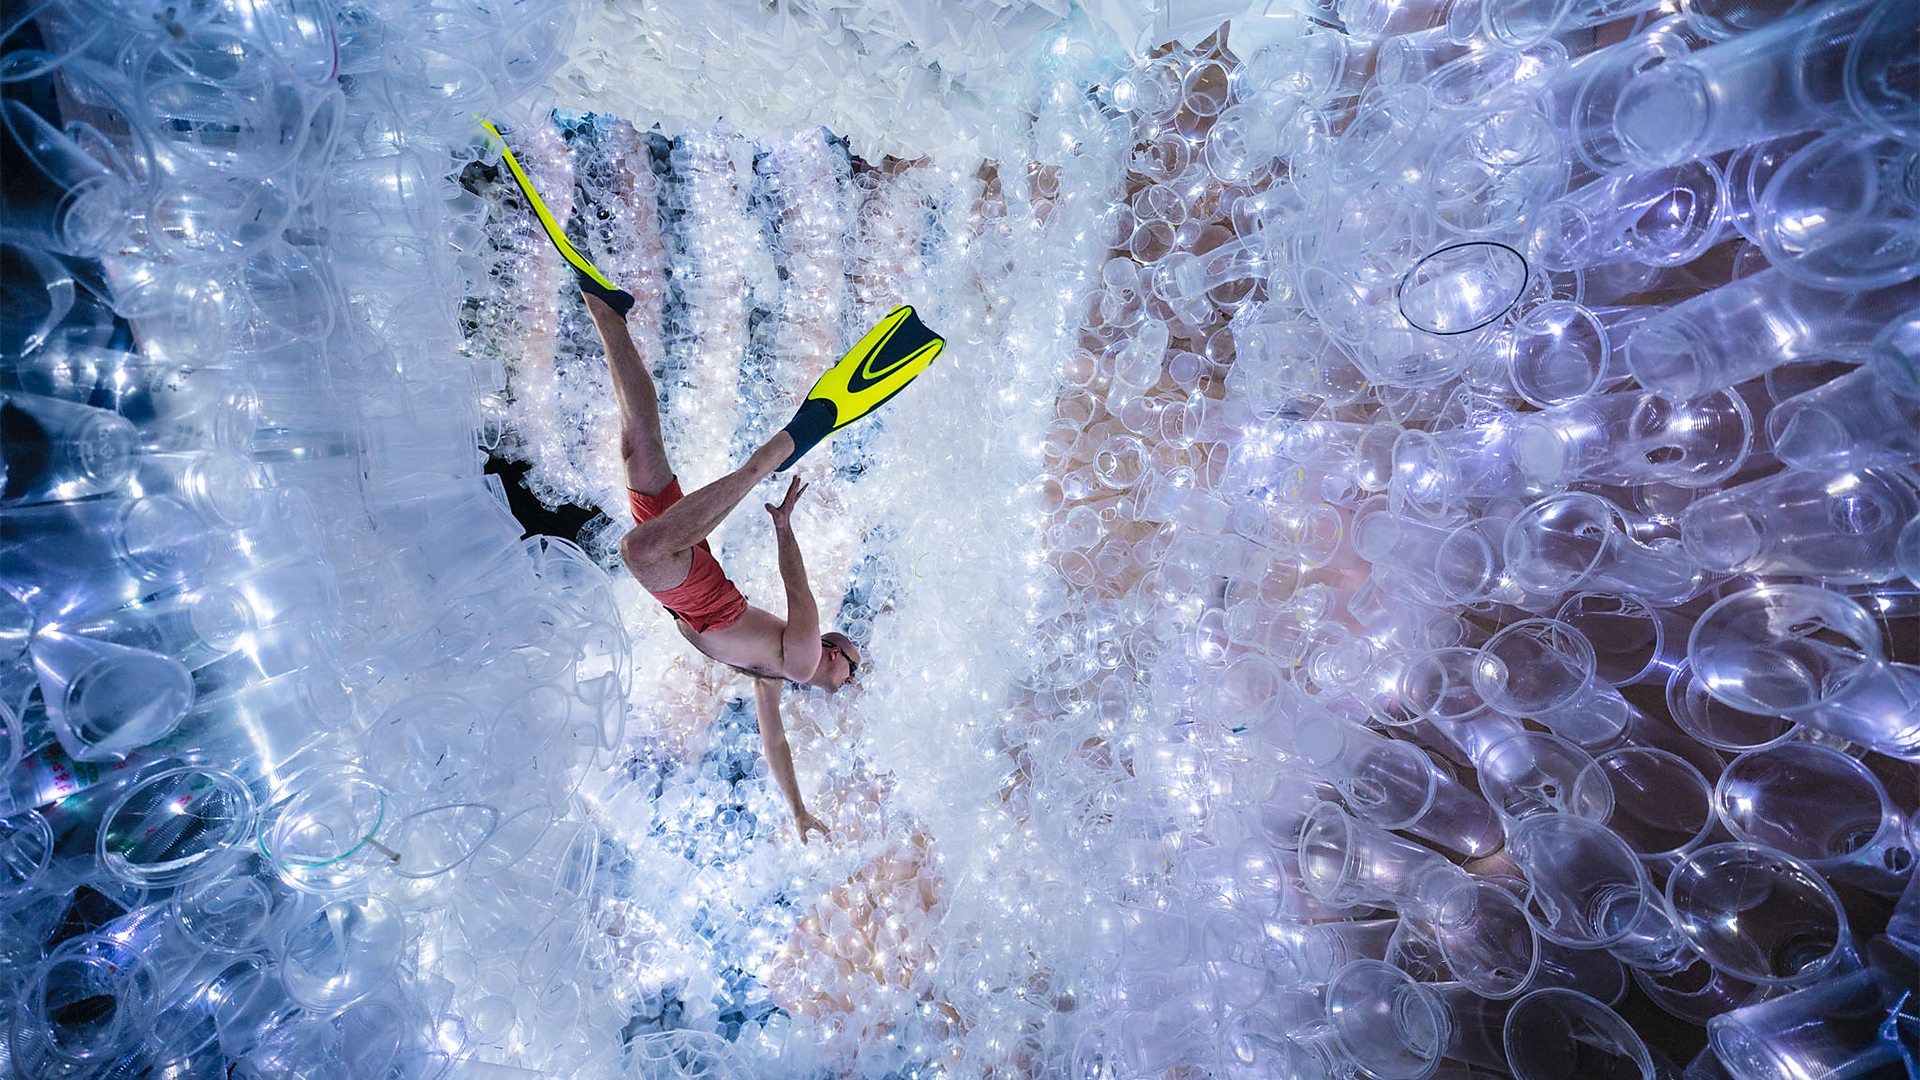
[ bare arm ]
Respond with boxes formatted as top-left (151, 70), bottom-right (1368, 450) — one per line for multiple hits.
top-left (765, 478), bottom-right (823, 681)
top-left (754, 677), bottom-right (829, 844)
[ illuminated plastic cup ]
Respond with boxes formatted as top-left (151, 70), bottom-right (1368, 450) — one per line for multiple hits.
top-left (1508, 812), bottom-right (1654, 949)
top-left (1297, 802), bottom-right (1478, 928)
top-left (1681, 466), bottom-right (1919, 584)
top-left (1473, 618), bottom-right (1640, 746)
top-left (1294, 715), bottom-right (1503, 857)
top-left (1708, 965), bottom-right (1909, 1080)
top-left (1575, 746), bottom-right (1718, 870)
top-left (1504, 494), bottom-right (1703, 606)
top-left (278, 893), bottom-right (405, 1015)
top-left (1556, 591), bottom-right (1686, 688)
top-left (1689, 585), bottom-right (1920, 758)
top-left (13, 934), bottom-right (158, 1069)
top-left (1713, 742), bottom-right (1915, 895)
top-left (1752, 127), bottom-right (1920, 290)
top-left (1, 391), bottom-right (138, 507)
top-left (1611, 0), bottom-right (1889, 167)
top-left (1666, 843), bottom-right (1855, 988)
top-left (31, 630), bottom-right (195, 762)
top-left (1502, 988), bottom-right (1664, 1080)
top-left (1665, 658), bottom-right (1798, 753)
top-left (0, 808), bottom-right (54, 900)
top-left (391, 801), bottom-right (500, 879)
top-left (98, 765), bottom-right (256, 887)
top-left (1477, 731), bottom-right (1613, 826)
top-left (169, 849), bottom-right (312, 955)
top-left (1767, 367), bottom-right (1920, 471)
top-left (259, 766), bottom-right (400, 895)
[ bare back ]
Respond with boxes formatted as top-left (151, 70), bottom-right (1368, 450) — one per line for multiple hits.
top-left (673, 603), bottom-right (791, 679)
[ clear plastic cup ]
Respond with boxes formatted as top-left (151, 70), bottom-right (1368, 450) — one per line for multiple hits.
top-left (149, 173), bottom-right (295, 265)
top-left (1631, 955), bottom-right (1762, 1028)
top-left (1294, 715), bottom-right (1503, 856)
top-left (30, 630), bottom-right (195, 762)
top-left (134, 27), bottom-right (312, 178)
top-left (1503, 493), bottom-right (1704, 605)
top-left (1424, 102), bottom-right (1567, 237)
top-left (2, 494), bottom-right (221, 623)
top-left (1297, 801), bottom-right (1478, 927)
top-left (0, 807), bottom-right (54, 900)
top-left (1512, 384), bottom-right (1758, 490)
top-left (1664, 658), bottom-right (1800, 753)
top-left (1712, 742), bottom-right (1915, 895)
top-left (1555, 591), bottom-right (1687, 688)
top-left (1502, 988), bottom-right (1663, 1080)
top-left (1752, 126), bottom-right (1920, 290)
top-left (97, 765), bottom-right (255, 888)
top-left (363, 691), bottom-right (496, 799)
top-left (1844, 0), bottom-right (1920, 137)
top-left (1689, 584), bottom-right (1920, 757)
top-left (1473, 617), bottom-right (1643, 745)
top-left (391, 801), bottom-right (500, 879)
top-left (1502, 301), bottom-right (1648, 408)
top-left (1508, 811), bottom-right (1654, 949)
top-left (1477, 731), bottom-right (1614, 826)
top-left (0, 391), bottom-right (139, 506)
top-left (1708, 964), bottom-right (1910, 1080)
top-left (1573, 746), bottom-right (1719, 869)
top-left (278, 893), bottom-right (405, 1013)
top-left (0, 8), bottom-right (107, 82)
top-left (0, 98), bottom-right (131, 257)
top-left (1398, 241), bottom-right (1530, 336)
top-left (1627, 273), bottom-right (1913, 398)
top-left (1767, 366), bottom-right (1920, 470)
top-left (1666, 843), bottom-right (1855, 988)
top-left (15, 933), bottom-right (158, 1069)
top-left (168, 849), bottom-right (310, 955)
top-left (258, 766), bottom-right (399, 895)
top-left (1483, 0), bottom-right (1666, 47)
top-left (1610, 0), bottom-right (1887, 167)
top-left (1680, 465), bottom-right (1920, 584)
top-left (0, 239), bottom-right (76, 360)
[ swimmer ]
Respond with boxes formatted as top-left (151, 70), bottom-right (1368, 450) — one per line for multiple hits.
top-left (480, 118), bottom-right (939, 844)
top-left (588, 289), bottom-right (844, 846)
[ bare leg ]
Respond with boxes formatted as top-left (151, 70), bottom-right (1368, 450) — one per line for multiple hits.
top-left (622, 431), bottom-right (798, 592)
top-left (585, 293), bottom-right (674, 496)
top-left (587, 290), bottom-right (799, 589)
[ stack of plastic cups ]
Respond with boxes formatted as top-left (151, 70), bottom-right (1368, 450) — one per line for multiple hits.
top-left (0, 0), bottom-right (683, 1071)
top-left (1029, 1), bottom-right (1920, 1076)
top-left (11, 0), bottom-right (1917, 1070)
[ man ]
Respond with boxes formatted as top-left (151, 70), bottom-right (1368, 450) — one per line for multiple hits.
top-left (480, 118), bottom-right (940, 846)
top-left (584, 291), bottom-right (849, 845)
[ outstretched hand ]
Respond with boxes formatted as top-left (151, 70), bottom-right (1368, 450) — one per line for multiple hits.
top-left (765, 476), bottom-right (807, 529)
top-left (795, 807), bottom-right (830, 845)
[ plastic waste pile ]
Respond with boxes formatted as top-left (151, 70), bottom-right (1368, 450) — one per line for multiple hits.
top-left (1, 0), bottom-right (654, 1074)
top-left (1031, 4), bottom-right (1920, 1075)
top-left (5, 0), bottom-right (1919, 1076)
top-left (1012, 4), bottom-right (1920, 1076)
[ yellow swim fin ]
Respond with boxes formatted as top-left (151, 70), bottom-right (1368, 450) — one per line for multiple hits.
top-left (778, 305), bottom-right (944, 470)
top-left (476, 116), bottom-right (635, 317)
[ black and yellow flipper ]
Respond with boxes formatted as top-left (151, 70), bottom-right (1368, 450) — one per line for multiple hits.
top-left (476, 116), bottom-right (635, 318)
top-left (778, 305), bottom-right (944, 471)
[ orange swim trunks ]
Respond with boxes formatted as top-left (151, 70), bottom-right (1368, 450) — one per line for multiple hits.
top-left (628, 479), bottom-right (749, 634)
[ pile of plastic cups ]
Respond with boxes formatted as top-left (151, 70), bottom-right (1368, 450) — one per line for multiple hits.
top-left (1043, 1), bottom-right (1920, 1077)
top-left (6, 0), bottom-right (1920, 1073)
top-left (0, 0), bottom-right (655, 1074)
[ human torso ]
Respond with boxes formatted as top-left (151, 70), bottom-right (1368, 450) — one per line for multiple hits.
top-left (676, 603), bottom-right (788, 679)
